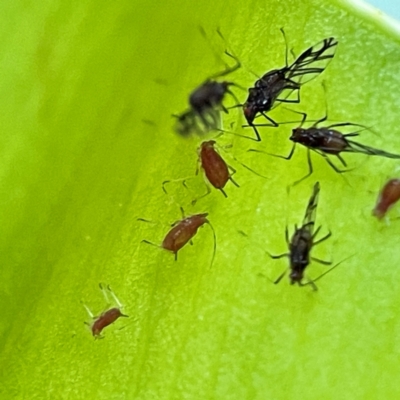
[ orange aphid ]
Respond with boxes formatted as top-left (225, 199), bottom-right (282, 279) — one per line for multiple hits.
top-left (141, 209), bottom-right (216, 266)
top-left (83, 284), bottom-right (128, 339)
top-left (199, 141), bottom-right (235, 196)
top-left (162, 213), bottom-right (209, 257)
top-left (373, 179), bottom-right (400, 219)
top-left (91, 308), bottom-right (128, 338)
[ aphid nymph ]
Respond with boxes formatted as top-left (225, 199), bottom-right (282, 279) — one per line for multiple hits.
top-left (140, 208), bottom-right (217, 267)
top-left (83, 284), bottom-right (128, 339)
top-left (373, 178), bottom-right (400, 220)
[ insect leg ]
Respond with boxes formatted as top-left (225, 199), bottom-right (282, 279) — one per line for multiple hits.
top-left (248, 142), bottom-right (296, 161)
top-left (300, 277), bottom-right (318, 291)
top-left (274, 268), bottom-right (289, 284)
top-left (320, 153), bottom-right (348, 173)
top-left (305, 255), bottom-right (353, 286)
top-left (82, 301), bottom-right (95, 319)
top-left (292, 149), bottom-right (313, 186)
top-left (162, 176), bottom-right (197, 194)
top-left (224, 152), bottom-right (269, 180)
top-left (105, 285), bottom-right (128, 316)
top-left (141, 239), bottom-right (162, 249)
top-left (227, 164), bottom-right (240, 187)
top-left (266, 251), bottom-right (289, 259)
top-left (198, 28), bottom-right (241, 80)
top-left (336, 154), bottom-right (348, 167)
top-left (99, 283), bottom-right (112, 306)
top-left (285, 226), bottom-right (290, 245)
top-left (313, 230), bottom-right (332, 245)
top-left (326, 122), bottom-right (366, 130)
top-left (311, 257), bottom-right (332, 265)
top-left (192, 185), bottom-right (212, 205)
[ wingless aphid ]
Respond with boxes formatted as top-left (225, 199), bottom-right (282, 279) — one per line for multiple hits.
top-left (140, 207), bottom-right (216, 267)
top-left (82, 284), bottom-right (128, 339)
top-left (174, 30), bottom-right (241, 136)
top-left (268, 182), bottom-right (339, 290)
top-left (243, 31), bottom-right (338, 141)
top-left (372, 178), bottom-right (400, 219)
top-left (197, 140), bottom-right (239, 198)
top-left (163, 140), bottom-right (239, 203)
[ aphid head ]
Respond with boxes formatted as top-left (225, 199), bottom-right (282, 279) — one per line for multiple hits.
top-left (290, 127), bottom-right (307, 143)
top-left (243, 104), bottom-right (255, 124)
top-left (201, 140), bottom-right (216, 150)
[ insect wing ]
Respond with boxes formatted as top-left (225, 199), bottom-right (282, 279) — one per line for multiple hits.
top-left (174, 108), bottom-right (222, 137)
top-left (287, 37), bottom-right (338, 85)
top-left (302, 182), bottom-right (320, 235)
top-left (343, 140), bottom-right (400, 159)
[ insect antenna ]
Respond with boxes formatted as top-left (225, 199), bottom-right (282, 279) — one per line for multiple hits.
top-left (303, 254), bottom-right (355, 287)
top-left (198, 26), bottom-right (241, 80)
top-left (207, 220), bottom-right (217, 269)
top-left (280, 27), bottom-right (289, 68)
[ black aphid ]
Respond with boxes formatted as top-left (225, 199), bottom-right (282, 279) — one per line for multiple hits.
top-left (263, 111), bottom-right (400, 185)
top-left (243, 31), bottom-right (338, 141)
top-left (268, 182), bottom-right (336, 290)
top-left (174, 31), bottom-right (241, 137)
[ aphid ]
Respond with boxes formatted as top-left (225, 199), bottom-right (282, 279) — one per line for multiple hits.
top-left (140, 208), bottom-right (216, 266)
top-left (372, 178), bottom-right (400, 219)
top-left (197, 140), bottom-right (239, 198)
top-left (174, 30), bottom-right (241, 136)
top-left (243, 31), bottom-right (338, 141)
top-left (83, 284), bottom-right (128, 339)
top-left (253, 112), bottom-right (400, 185)
top-left (268, 182), bottom-right (336, 290)
top-left (163, 140), bottom-right (239, 202)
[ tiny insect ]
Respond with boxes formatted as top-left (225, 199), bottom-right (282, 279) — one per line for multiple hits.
top-left (253, 111), bottom-right (400, 185)
top-left (372, 178), bottom-right (400, 219)
top-left (163, 139), bottom-right (239, 203)
top-left (140, 207), bottom-right (216, 266)
top-left (197, 140), bottom-right (239, 198)
top-left (267, 182), bottom-right (338, 290)
top-left (82, 284), bottom-right (128, 339)
top-left (243, 31), bottom-right (338, 141)
top-left (174, 30), bottom-right (241, 136)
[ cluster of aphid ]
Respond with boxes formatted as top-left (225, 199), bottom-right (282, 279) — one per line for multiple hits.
top-left (84, 30), bottom-right (400, 339)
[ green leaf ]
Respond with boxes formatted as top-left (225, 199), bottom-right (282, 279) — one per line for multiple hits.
top-left (1, 0), bottom-right (400, 398)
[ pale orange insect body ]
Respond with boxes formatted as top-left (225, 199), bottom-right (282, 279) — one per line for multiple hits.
top-left (373, 178), bottom-right (400, 219)
top-left (162, 212), bottom-right (209, 256)
top-left (141, 208), bottom-right (216, 267)
top-left (83, 284), bottom-right (128, 339)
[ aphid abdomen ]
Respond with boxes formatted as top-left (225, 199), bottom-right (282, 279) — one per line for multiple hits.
top-left (288, 226), bottom-right (313, 285)
top-left (91, 308), bottom-right (125, 337)
top-left (373, 179), bottom-right (400, 219)
top-left (291, 127), bottom-right (347, 154)
top-left (320, 129), bottom-right (348, 154)
top-left (200, 142), bottom-right (230, 189)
